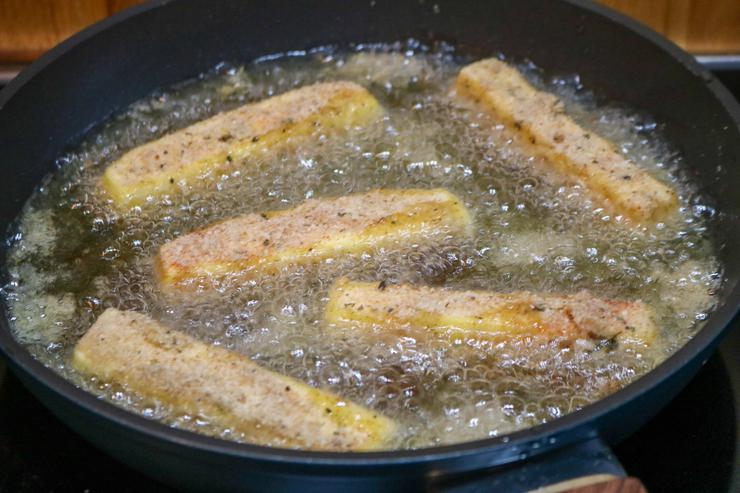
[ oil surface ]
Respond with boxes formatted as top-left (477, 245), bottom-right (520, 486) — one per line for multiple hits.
top-left (2, 42), bottom-right (721, 449)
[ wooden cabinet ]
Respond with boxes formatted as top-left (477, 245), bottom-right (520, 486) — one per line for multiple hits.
top-left (0, 0), bottom-right (738, 63)
top-left (0, 0), bottom-right (139, 62)
top-left (601, 0), bottom-right (740, 53)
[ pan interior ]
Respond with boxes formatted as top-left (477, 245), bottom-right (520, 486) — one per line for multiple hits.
top-left (1, 42), bottom-right (722, 451)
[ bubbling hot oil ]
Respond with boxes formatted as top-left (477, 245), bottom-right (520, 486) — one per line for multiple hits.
top-left (3, 43), bottom-right (721, 449)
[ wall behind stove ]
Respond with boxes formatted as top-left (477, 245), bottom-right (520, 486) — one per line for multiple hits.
top-left (0, 0), bottom-right (738, 63)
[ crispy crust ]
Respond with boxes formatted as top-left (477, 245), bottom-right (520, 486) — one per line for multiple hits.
top-left (155, 188), bottom-right (473, 291)
top-left (455, 59), bottom-right (678, 224)
top-left (102, 81), bottom-right (383, 208)
top-left (325, 279), bottom-right (657, 346)
top-left (73, 308), bottom-right (398, 451)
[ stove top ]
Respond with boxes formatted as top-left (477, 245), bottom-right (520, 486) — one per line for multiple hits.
top-left (0, 62), bottom-right (738, 493)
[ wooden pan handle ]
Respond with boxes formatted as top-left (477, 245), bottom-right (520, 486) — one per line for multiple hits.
top-left (532, 474), bottom-right (647, 493)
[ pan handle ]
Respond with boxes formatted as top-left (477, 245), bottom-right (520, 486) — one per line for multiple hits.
top-left (432, 437), bottom-right (647, 492)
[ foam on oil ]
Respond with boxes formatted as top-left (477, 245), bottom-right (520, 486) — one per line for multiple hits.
top-left (2, 42), bottom-right (721, 449)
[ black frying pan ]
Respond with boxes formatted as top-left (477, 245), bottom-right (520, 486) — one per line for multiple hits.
top-left (0, 1), bottom-right (738, 491)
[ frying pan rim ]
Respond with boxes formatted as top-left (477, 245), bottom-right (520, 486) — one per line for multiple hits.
top-left (0, 0), bottom-right (738, 470)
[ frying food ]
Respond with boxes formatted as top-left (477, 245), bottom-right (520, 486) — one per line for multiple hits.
top-left (455, 58), bottom-right (678, 224)
top-left (102, 81), bottom-right (382, 208)
top-left (73, 308), bottom-right (398, 451)
top-left (155, 188), bottom-right (472, 291)
top-left (5, 47), bottom-right (720, 450)
top-left (324, 278), bottom-right (657, 346)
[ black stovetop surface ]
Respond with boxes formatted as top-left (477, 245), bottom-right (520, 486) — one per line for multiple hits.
top-left (0, 66), bottom-right (738, 493)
